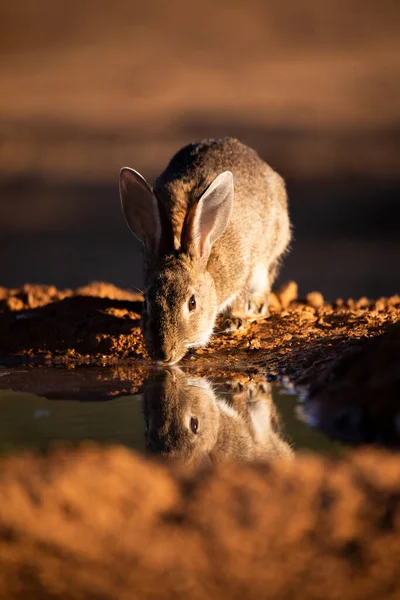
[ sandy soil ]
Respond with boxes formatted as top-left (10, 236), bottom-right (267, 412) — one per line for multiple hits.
top-left (1, 280), bottom-right (399, 395)
top-left (0, 444), bottom-right (399, 599)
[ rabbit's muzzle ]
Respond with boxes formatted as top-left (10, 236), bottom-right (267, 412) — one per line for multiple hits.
top-left (144, 328), bottom-right (185, 365)
top-left (148, 345), bottom-right (182, 365)
top-left (143, 312), bottom-right (187, 364)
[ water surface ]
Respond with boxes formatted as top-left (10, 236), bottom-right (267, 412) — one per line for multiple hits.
top-left (0, 365), bottom-right (345, 458)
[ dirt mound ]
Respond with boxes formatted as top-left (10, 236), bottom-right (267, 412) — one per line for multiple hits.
top-left (0, 281), bottom-right (141, 312)
top-left (304, 321), bottom-right (400, 446)
top-left (0, 282), bottom-right (144, 362)
top-left (0, 444), bottom-right (399, 599)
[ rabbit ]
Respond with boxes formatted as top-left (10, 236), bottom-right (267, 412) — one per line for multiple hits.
top-left (120, 137), bottom-right (291, 364)
top-left (216, 379), bottom-right (294, 460)
top-left (142, 367), bottom-right (294, 466)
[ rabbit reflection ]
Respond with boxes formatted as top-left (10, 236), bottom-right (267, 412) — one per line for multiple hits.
top-left (142, 368), bottom-right (293, 465)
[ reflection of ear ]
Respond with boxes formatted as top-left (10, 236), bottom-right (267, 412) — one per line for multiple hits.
top-left (119, 167), bottom-right (161, 254)
top-left (181, 171), bottom-right (234, 263)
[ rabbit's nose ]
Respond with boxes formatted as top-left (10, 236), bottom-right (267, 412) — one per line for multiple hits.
top-left (154, 348), bottom-right (173, 363)
top-left (153, 347), bottom-right (182, 365)
top-left (160, 349), bottom-right (172, 361)
top-left (147, 345), bottom-right (169, 362)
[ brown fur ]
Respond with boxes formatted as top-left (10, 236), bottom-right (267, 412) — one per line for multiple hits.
top-left (143, 368), bottom-right (293, 464)
top-left (0, 445), bottom-right (399, 599)
top-left (120, 138), bottom-right (291, 363)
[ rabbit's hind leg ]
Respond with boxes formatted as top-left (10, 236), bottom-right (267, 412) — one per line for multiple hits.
top-left (221, 262), bottom-right (270, 332)
top-left (246, 262), bottom-right (272, 321)
top-left (221, 313), bottom-right (249, 333)
top-left (247, 399), bottom-right (272, 441)
top-left (246, 257), bottom-right (282, 320)
top-left (220, 292), bottom-right (251, 333)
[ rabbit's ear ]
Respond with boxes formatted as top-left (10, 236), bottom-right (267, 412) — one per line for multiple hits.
top-left (120, 167), bottom-right (161, 254)
top-left (182, 171), bottom-right (234, 262)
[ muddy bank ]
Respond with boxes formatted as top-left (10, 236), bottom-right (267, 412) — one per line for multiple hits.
top-left (304, 321), bottom-right (400, 446)
top-left (0, 444), bottom-right (399, 599)
top-left (1, 281), bottom-right (399, 388)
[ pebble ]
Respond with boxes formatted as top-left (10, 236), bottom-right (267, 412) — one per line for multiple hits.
top-left (305, 291), bottom-right (324, 309)
top-left (355, 296), bottom-right (370, 309)
top-left (248, 338), bottom-right (261, 350)
top-left (268, 293), bottom-right (281, 311)
top-left (276, 281), bottom-right (298, 309)
top-left (374, 298), bottom-right (386, 312)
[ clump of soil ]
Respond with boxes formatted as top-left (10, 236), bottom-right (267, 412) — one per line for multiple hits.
top-left (0, 282), bottom-right (144, 362)
top-left (0, 281), bottom-right (399, 391)
top-left (0, 281), bottom-right (140, 312)
top-left (304, 320), bottom-right (400, 446)
top-left (0, 444), bottom-right (399, 600)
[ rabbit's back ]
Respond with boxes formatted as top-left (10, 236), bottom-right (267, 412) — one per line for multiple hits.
top-left (155, 137), bottom-right (277, 244)
top-left (155, 138), bottom-right (290, 306)
top-left (214, 390), bottom-right (294, 462)
top-left (157, 137), bottom-right (266, 191)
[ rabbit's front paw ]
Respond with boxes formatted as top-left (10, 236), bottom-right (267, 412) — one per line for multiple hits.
top-left (222, 316), bottom-right (250, 333)
top-left (247, 296), bottom-right (270, 320)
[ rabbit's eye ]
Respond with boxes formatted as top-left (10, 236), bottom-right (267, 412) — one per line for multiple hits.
top-left (190, 417), bottom-right (199, 434)
top-left (188, 294), bottom-right (196, 312)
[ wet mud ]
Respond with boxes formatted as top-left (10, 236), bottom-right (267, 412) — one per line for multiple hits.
top-left (304, 321), bottom-right (400, 446)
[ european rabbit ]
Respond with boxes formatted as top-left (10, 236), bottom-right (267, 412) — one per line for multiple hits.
top-left (120, 137), bottom-right (291, 363)
top-left (142, 368), bottom-right (293, 466)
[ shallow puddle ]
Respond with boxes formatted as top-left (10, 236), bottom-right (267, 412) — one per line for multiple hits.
top-left (0, 365), bottom-right (347, 459)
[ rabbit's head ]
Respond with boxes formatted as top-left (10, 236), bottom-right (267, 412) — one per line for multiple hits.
top-left (120, 168), bottom-right (234, 363)
top-left (142, 368), bottom-right (220, 465)
top-left (142, 254), bottom-right (218, 363)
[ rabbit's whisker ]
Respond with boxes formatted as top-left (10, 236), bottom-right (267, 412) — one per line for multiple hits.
top-left (129, 285), bottom-right (144, 294)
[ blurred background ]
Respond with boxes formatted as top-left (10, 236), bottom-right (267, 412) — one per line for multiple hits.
top-left (0, 0), bottom-right (399, 299)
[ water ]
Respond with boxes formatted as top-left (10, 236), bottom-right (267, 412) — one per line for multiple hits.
top-left (0, 365), bottom-right (346, 459)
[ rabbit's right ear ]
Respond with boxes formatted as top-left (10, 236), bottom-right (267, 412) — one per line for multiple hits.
top-left (181, 171), bottom-right (234, 263)
top-left (120, 167), bottom-right (161, 254)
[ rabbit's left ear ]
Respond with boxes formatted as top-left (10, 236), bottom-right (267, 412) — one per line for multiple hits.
top-left (182, 171), bottom-right (234, 263)
top-left (119, 167), bottom-right (162, 254)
